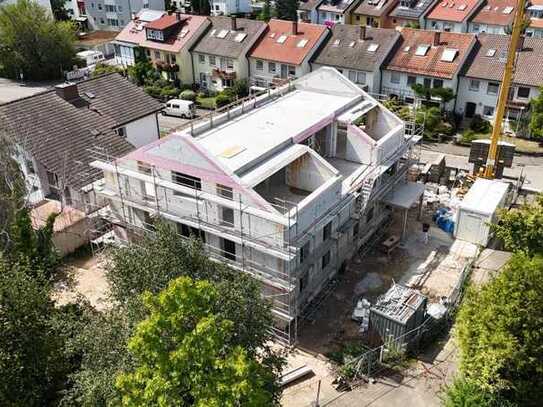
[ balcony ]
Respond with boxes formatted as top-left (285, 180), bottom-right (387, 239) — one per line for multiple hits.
top-left (212, 68), bottom-right (236, 81)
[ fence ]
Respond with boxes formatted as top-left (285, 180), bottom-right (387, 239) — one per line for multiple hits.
top-left (338, 256), bottom-right (476, 383)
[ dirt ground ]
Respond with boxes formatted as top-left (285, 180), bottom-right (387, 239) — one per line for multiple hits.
top-left (52, 250), bottom-right (111, 310)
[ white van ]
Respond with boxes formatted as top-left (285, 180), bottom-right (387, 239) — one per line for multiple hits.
top-left (76, 50), bottom-right (105, 68)
top-left (162, 99), bottom-right (196, 119)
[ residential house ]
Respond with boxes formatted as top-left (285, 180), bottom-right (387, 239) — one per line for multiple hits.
top-left (298, 0), bottom-right (324, 22)
top-left (139, 12), bottom-right (210, 84)
top-left (0, 73), bottom-right (162, 209)
top-left (425, 0), bottom-right (484, 32)
top-left (352, 0), bottom-right (400, 28)
top-left (210, 0), bottom-right (252, 16)
top-left (389, 0), bottom-right (439, 28)
top-left (249, 19), bottom-right (329, 88)
top-left (113, 9), bottom-right (165, 67)
top-left (84, 0), bottom-right (165, 31)
top-left (315, 0), bottom-right (362, 25)
top-left (467, 0), bottom-right (516, 35)
top-left (89, 67), bottom-right (420, 344)
top-left (382, 28), bottom-right (476, 109)
top-left (311, 25), bottom-right (400, 93)
top-left (457, 33), bottom-right (543, 120)
top-left (527, 0), bottom-right (543, 38)
top-left (192, 16), bottom-right (266, 92)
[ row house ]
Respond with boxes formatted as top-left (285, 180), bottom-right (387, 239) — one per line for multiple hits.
top-left (389, 0), bottom-right (439, 28)
top-left (467, 0), bottom-right (516, 35)
top-left (526, 0), bottom-right (543, 38)
top-left (456, 33), bottom-right (543, 120)
top-left (209, 0), bottom-right (252, 16)
top-left (352, 0), bottom-right (399, 28)
top-left (425, 0), bottom-right (484, 32)
top-left (382, 28), bottom-right (476, 110)
top-left (89, 68), bottom-right (419, 343)
top-left (315, 0), bottom-right (361, 25)
top-left (311, 25), bottom-right (400, 93)
top-left (84, 0), bottom-right (165, 31)
top-left (249, 20), bottom-right (328, 88)
top-left (0, 73), bottom-right (161, 209)
top-left (192, 16), bottom-right (266, 92)
top-left (298, 0), bottom-right (324, 22)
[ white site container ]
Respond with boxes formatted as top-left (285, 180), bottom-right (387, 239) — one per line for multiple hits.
top-left (455, 178), bottom-right (510, 246)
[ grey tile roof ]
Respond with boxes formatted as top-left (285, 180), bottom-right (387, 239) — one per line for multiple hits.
top-left (299, 0), bottom-right (325, 11)
top-left (312, 26), bottom-right (400, 72)
top-left (192, 16), bottom-right (267, 59)
top-left (0, 74), bottom-right (157, 189)
top-left (462, 33), bottom-right (543, 87)
top-left (77, 73), bottom-right (163, 127)
top-left (390, 0), bottom-right (438, 20)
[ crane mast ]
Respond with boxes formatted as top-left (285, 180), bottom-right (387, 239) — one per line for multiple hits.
top-left (483, 0), bottom-right (526, 179)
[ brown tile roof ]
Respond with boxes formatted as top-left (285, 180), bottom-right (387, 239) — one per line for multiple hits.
top-left (462, 33), bottom-right (543, 87)
top-left (114, 11), bottom-right (166, 45)
top-left (146, 14), bottom-right (184, 30)
top-left (471, 0), bottom-right (516, 26)
top-left (139, 14), bottom-right (209, 53)
top-left (427, 0), bottom-right (482, 22)
top-left (192, 17), bottom-right (267, 59)
top-left (312, 26), bottom-right (400, 72)
top-left (249, 19), bottom-right (329, 65)
top-left (386, 28), bottom-right (476, 79)
top-left (354, 0), bottom-right (399, 17)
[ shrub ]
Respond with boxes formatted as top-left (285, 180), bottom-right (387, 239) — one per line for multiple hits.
top-left (459, 130), bottom-right (478, 145)
top-left (216, 93), bottom-right (233, 108)
top-left (470, 114), bottom-right (493, 133)
top-left (179, 89), bottom-right (196, 101)
top-left (231, 79), bottom-right (249, 98)
top-left (159, 87), bottom-right (179, 100)
top-left (144, 85), bottom-right (162, 99)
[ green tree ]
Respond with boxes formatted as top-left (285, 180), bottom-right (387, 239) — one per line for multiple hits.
top-left (0, 0), bottom-right (77, 80)
top-left (51, 0), bottom-right (70, 21)
top-left (528, 87), bottom-right (543, 139)
top-left (190, 0), bottom-right (210, 15)
top-left (491, 194), bottom-right (543, 255)
top-left (92, 63), bottom-right (124, 77)
top-left (444, 377), bottom-right (517, 407)
top-left (128, 59), bottom-right (157, 86)
top-left (455, 253), bottom-right (543, 405)
top-left (259, 0), bottom-right (272, 21)
top-left (275, 0), bottom-right (298, 21)
top-left (116, 277), bottom-right (277, 406)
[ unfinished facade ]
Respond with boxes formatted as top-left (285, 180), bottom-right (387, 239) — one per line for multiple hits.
top-left (91, 68), bottom-right (419, 343)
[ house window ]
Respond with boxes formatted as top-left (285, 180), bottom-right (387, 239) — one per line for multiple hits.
top-left (198, 54), bottom-right (205, 64)
top-left (118, 5), bottom-right (122, 11)
top-left (220, 206), bottom-right (234, 226)
top-left (357, 72), bottom-right (366, 84)
top-left (423, 78), bottom-right (432, 88)
top-left (171, 171), bottom-right (201, 190)
top-left (105, 4), bottom-right (115, 11)
top-left (217, 184), bottom-right (233, 200)
top-left (348, 70), bottom-right (357, 82)
top-left (433, 79), bottom-right (443, 88)
top-left (321, 251), bottom-right (330, 269)
top-left (256, 60), bottom-right (263, 71)
top-left (469, 79), bottom-right (480, 91)
top-left (288, 65), bottom-right (296, 76)
top-left (390, 71), bottom-right (400, 84)
top-left (107, 19), bottom-right (119, 27)
top-left (208, 55), bottom-right (216, 66)
top-left (97, 3), bottom-right (102, 10)
top-left (154, 50), bottom-right (160, 59)
top-left (177, 223), bottom-right (205, 242)
top-left (117, 127), bottom-right (126, 138)
top-left (487, 82), bottom-right (499, 95)
top-left (268, 62), bottom-right (276, 73)
top-left (100, 18), bottom-right (105, 24)
top-left (221, 238), bottom-right (236, 261)
top-left (226, 58), bottom-right (234, 69)
top-left (90, 2), bottom-right (94, 8)
top-left (483, 105), bottom-right (495, 117)
top-left (517, 87), bottom-right (530, 99)
top-left (407, 75), bottom-right (416, 86)
top-left (323, 221), bottom-right (332, 241)
top-left (300, 241), bottom-right (310, 263)
top-left (472, 24), bottom-right (480, 32)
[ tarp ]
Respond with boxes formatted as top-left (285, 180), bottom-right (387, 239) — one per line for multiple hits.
top-left (383, 182), bottom-right (425, 209)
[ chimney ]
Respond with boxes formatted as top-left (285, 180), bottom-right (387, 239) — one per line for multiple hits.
top-left (175, 11), bottom-right (181, 21)
top-left (359, 25), bottom-right (366, 40)
top-left (291, 20), bottom-right (298, 35)
top-left (55, 82), bottom-right (79, 102)
top-left (231, 16), bottom-right (237, 31)
top-left (433, 31), bottom-right (440, 46)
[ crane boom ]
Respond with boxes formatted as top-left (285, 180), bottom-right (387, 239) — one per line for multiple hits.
top-left (483, 0), bottom-right (526, 178)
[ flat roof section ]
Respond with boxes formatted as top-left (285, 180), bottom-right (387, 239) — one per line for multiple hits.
top-left (194, 89), bottom-right (356, 174)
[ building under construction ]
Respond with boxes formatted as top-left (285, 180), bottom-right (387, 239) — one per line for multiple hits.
top-left (90, 68), bottom-right (421, 344)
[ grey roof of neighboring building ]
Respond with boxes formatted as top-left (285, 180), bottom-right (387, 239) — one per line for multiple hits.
top-left (462, 33), bottom-right (543, 87)
top-left (0, 73), bottom-right (158, 189)
top-left (390, 0), bottom-right (438, 20)
top-left (299, 0), bottom-right (325, 11)
top-left (192, 16), bottom-right (267, 59)
top-left (312, 26), bottom-right (400, 72)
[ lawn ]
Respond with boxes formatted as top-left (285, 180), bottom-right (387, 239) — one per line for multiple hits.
top-left (196, 95), bottom-right (216, 110)
top-left (460, 131), bottom-right (542, 154)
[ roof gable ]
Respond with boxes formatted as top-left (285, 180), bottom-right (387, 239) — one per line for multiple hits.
top-left (427, 0), bottom-right (482, 22)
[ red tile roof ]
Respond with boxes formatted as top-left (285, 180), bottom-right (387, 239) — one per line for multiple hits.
top-left (139, 14), bottom-right (209, 53)
top-left (386, 28), bottom-right (476, 79)
top-left (146, 14), bottom-right (185, 30)
top-left (427, 0), bottom-right (482, 22)
top-left (471, 0), bottom-right (516, 26)
top-left (249, 19), bottom-right (328, 65)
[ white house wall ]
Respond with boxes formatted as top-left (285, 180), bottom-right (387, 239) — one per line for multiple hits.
top-left (123, 114), bottom-right (159, 148)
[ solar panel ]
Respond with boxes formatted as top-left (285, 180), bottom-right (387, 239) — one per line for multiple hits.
top-left (441, 48), bottom-right (457, 62)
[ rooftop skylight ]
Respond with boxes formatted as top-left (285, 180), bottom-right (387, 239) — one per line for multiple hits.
top-left (503, 6), bottom-right (514, 14)
top-left (277, 34), bottom-right (287, 44)
top-left (457, 4), bottom-right (467, 11)
top-left (486, 48), bottom-right (496, 57)
top-left (297, 39), bottom-right (309, 48)
top-left (349, 41), bottom-right (356, 47)
top-left (441, 48), bottom-right (458, 62)
top-left (367, 43), bottom-right (379, 52)
top-left (415, 44), bottom-right (430, 56)
top-left (217, 29), bottom-right (229, 39)
top-left (404, 45), bottom-right (411, 52)
top-left (234, 32), bottom-right (247, 42)
top-left (333, 39), bottom-right (341, 46)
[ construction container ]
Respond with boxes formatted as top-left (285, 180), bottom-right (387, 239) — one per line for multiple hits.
top-left (369, 284), bottom-right (427, 352)
top-left (455, 178), bottom-right (510, 246)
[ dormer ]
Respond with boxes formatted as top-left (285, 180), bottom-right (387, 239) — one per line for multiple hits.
top-left (145, 12), bottom-right (186, 43)
top-left (399, 0), bottom-right (417, 8)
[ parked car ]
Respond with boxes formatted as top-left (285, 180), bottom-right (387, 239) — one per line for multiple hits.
top-left (162, 99), bottom-right (196, 119)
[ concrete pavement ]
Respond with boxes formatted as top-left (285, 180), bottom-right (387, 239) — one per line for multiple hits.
top-left (0, 77), bottom-right (61, 103)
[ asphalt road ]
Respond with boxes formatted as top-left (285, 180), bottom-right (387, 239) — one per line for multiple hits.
top-left (157, 108), bottom-right (210, 134)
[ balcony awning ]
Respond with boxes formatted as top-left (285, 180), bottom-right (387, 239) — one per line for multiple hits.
top-left (383, 181), bottom-right (425, 210)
